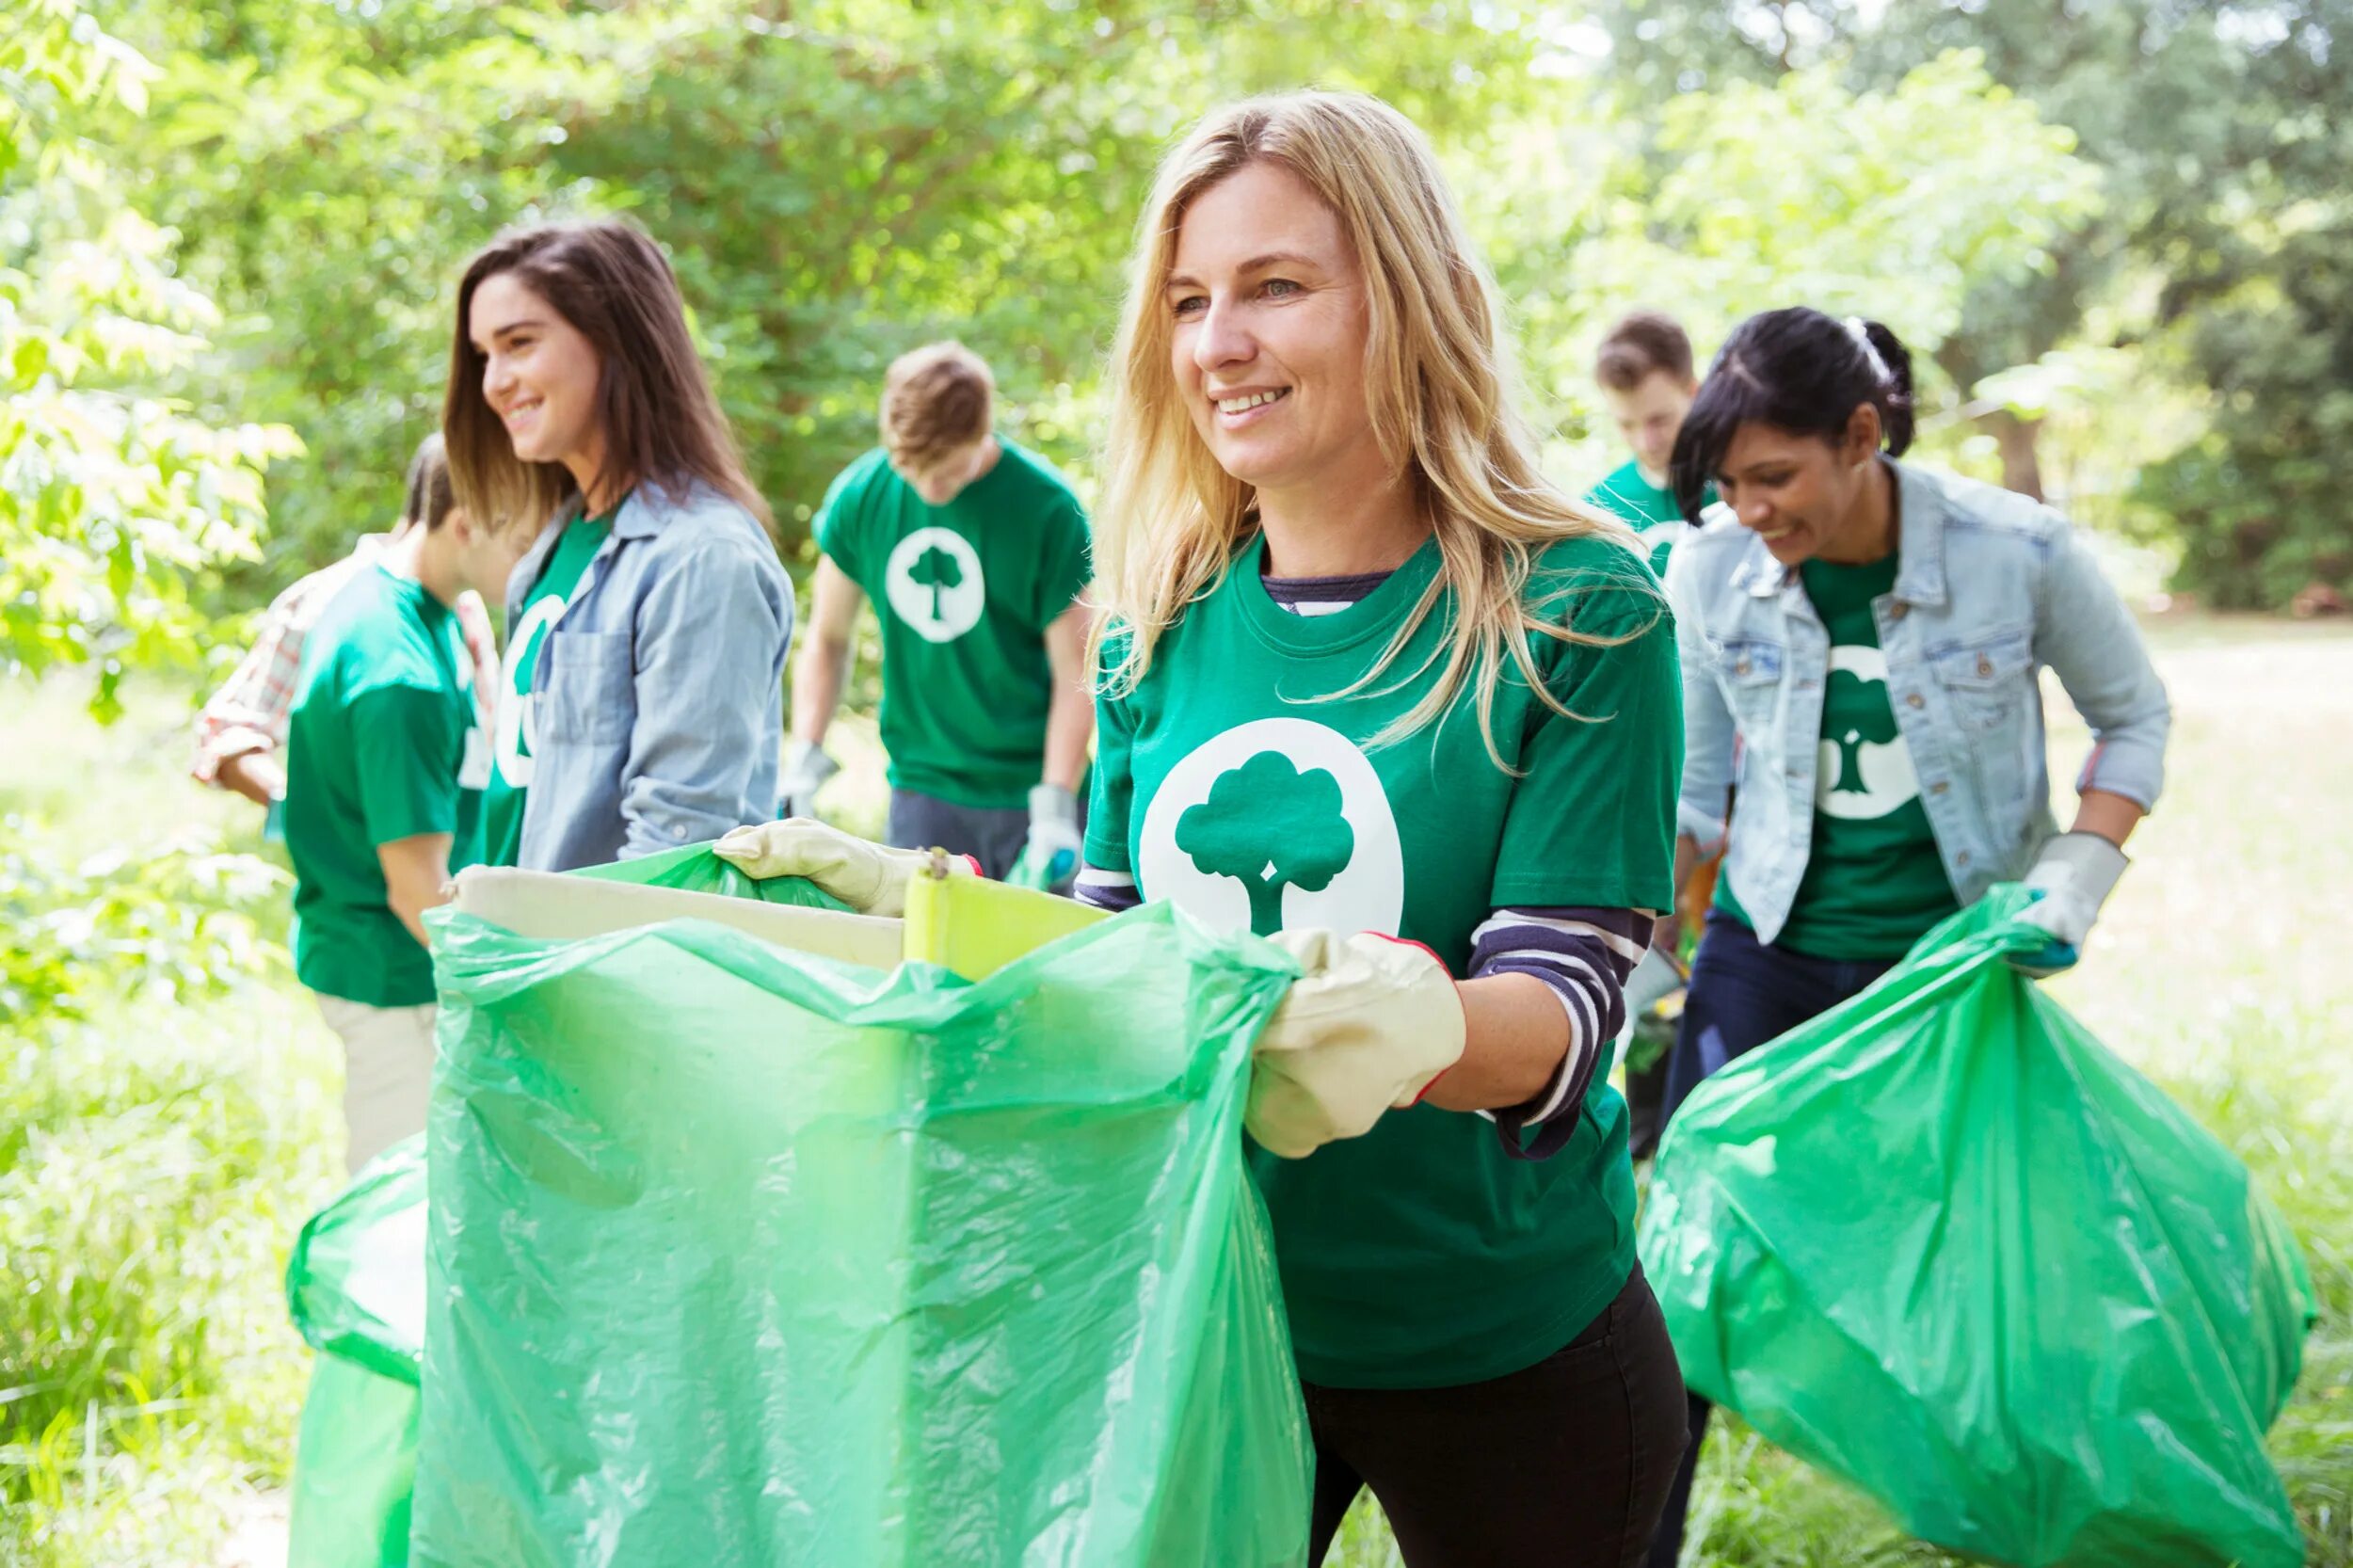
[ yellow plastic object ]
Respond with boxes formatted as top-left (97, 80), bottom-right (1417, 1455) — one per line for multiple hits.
top-left (902, 850), bottom-right (1109, 979)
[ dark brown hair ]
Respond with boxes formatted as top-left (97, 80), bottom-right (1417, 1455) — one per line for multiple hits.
top-left (442, 219), bottom-right (772, 533)
top-left (1671, 307), bottom-right (1916, 521)
top-left (1593, 310), bottom-right (1696, 392)
top-left (880, 342), bottom-right (994, 468)
top-left (402, 433), bottom-right (456, 532)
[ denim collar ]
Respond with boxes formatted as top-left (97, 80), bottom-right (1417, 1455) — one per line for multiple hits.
top-left (1730, 457), bottom-right (1947, 610)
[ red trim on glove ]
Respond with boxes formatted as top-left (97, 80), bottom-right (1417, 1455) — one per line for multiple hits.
top-left (1365, 933), bottom-right (1468, 1108)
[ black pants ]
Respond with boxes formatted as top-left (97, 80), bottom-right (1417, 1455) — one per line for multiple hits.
top-left (1643, 913), bottom-right (1892, 1568)
top-left (1305, 1266), bottom-right (1688, 1568)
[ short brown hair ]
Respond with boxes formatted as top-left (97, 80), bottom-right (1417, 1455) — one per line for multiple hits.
top-left (880, 342), bottom-right (993, 468)
top-left (443, 218), bottom-right (772, 534)
top-left (1593, 311), bottom-right (1696, 392)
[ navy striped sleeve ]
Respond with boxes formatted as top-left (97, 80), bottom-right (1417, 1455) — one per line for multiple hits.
top-left (1470, 905), bottom-right (1645, 1162)
top-left (1072, 863), bottom-right (1143, 913)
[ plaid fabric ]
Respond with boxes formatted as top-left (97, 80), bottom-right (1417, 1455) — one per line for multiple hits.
top-left (192, 536), bottom-right (498, 782)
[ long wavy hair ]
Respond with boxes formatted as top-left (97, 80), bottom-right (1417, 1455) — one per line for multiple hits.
top-left (442, 218), bottom-right (771, 534)
top-left (1093, 90), bottom-right (1647, 760)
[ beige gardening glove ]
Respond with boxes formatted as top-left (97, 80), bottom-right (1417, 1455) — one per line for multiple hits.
top-left (712, 819), bottom-right (973, 918)
top-left (1249, 930), bottom-right (1468, 1160)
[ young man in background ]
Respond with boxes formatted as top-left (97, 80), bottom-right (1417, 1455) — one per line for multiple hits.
top-left (787, 343), bottom-right (1095, 885)
top-left (1586, 310), bottom-right (1712, 577)
top-left (282, 437), bottom-right (527, 1172)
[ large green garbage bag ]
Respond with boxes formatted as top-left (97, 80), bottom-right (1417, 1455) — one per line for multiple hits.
top-left (1640, 888), bottom-right (2315, 1568)
top-left (284, 1139), bottom-right (426, 1568)
top-left (412, 882), bottom-right (1312, 1567)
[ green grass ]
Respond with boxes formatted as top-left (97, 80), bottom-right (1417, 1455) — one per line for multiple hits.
top-left (1, 616), bottom-right (2347, 1567)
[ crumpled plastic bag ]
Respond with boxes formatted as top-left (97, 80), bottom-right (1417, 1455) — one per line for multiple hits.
top-left (1640, 888), bottom-right (2315, 1568)
top-left (410, 856), bottom-right (1312, 1568)
top-left (283, 1139), bottom-right (426, 1568)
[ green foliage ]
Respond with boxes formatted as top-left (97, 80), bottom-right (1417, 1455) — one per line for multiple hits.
top-left (120, 0), bottom-right (1546, 575)
top-left (1601, 0), bottom-right (2353, 608)
top-left (0, 0), bottom-right (299, 714)
top-left (1475, 50), bottom-right (2098, 474)
top-left (0, 821), bottom-right (284, 1031)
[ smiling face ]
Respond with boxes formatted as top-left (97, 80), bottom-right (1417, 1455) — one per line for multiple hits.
top-left (467, 271), bottom-right (605, 475)
top-left (1715, 408), bottom-right (1885, 565)
top-left (1601, 369), bottom-right (1697, 485)
top-left (1165, 161), bottom-right (1384, 501)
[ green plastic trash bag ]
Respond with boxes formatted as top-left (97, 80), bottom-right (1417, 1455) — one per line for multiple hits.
top-left (1640, 888), bottom-right (2315, 1568)
top-left (285, 1138), bottom-right (427, 1568)
top-left (413, 879), bottom-right (1312, 1567)
top-left (568, 837), bottom-right (853, 909)
top-left (288, 1355), bottom-right (419, 1568)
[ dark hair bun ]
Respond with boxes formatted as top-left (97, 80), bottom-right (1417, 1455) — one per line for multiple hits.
top-left (1667, 307), bottom-right (1918, 519)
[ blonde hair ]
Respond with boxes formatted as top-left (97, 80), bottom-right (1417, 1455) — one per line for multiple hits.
top-left (881, 341), bottom-right (994, 469)
top-left (1094, 90), bottom-right (1650, 761)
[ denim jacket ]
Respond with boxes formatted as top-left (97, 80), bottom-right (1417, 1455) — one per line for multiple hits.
top-left (1664, 458), bottom-right (2169, 948)
top-left (504, 480), bottom-right (792, 872)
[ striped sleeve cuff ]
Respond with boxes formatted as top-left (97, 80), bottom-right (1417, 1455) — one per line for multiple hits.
top-left (1072, 864), bottom-right (1143, 913)
top-left (1469, 906), bottom-right (1645, 1162)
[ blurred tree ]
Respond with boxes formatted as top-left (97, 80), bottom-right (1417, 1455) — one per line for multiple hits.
top-left (119, 0), bottom-right (1547, 577)
top-left (0, 0), bottom-right (296, 715)
top-left (1594, 0), bottom-right (2353, 606)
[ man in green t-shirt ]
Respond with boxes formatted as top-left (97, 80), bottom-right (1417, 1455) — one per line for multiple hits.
top-left (283, 436), bottom-right (532, 1172)
top-left (1585, 310), bottom-right (1714, 577)
top-left (787, 342), bottom-right (1095, 883)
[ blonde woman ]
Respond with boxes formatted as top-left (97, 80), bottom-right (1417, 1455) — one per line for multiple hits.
top-left (712, 91), bottom-right (1689, 1561)
top-left (1075, 91), bottom-right (1686, 1564)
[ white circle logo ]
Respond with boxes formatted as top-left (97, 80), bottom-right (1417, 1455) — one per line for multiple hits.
top-left (884, 527), bottom-right (985, 643)
top-left (1138, 718), bottom-right (1404, 938)
top-left (1817, 646), bottom-right (1921, 820)
top-left (493, 596), bottom-right (567, 790)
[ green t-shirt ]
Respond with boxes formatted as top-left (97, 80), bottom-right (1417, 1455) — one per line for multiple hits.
top-left (484, 508), bottom-right (616, 868)
top-left (1718, 553), bottom-right (1959, 958)
top-left (815, 440), bottom-right (1092, 809)
top-left (1087, 532), bottom-right (1680, 1388)
top-left (284, 565), bottom-right (487, 1006)
top-left (1585, 459), bottom-right (1711, 578)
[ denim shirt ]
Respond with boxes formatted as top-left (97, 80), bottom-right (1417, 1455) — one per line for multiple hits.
top-left (503, 479), bottom-right (792, 872)
top-left (1664, 458), bottom-right (2169, 948)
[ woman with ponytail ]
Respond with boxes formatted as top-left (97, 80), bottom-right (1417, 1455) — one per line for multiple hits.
top-left (1643, 307), bottom-right (2172, 1565)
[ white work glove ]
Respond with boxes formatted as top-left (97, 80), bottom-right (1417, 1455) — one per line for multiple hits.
top-left (713, 819), bottom-right (971, 918)
top-left (1248, 930), bottom-right (1468, 1160)
top-left (1006, 783), bottom-right (1083, 891)
top-left (2009, 831), bottom-right (2130, 977)
top-left (779, 740), bottom-right (840, 822)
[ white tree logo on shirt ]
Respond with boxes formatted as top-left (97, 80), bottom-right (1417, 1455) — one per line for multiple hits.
top-left (1138, 718), bottom-right (1405, 937)
top-left (1816, 646), bottom-right (1921, 819)
top-left (884, 527), bottom-right (986, 643)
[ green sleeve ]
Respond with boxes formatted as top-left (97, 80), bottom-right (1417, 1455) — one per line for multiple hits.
top-left (1082, 632), bottom-right (1137, 873)
top-left (350, 683), bottom-right (464, 847)
top-left (812, 460), bottom-right (867, 584)
top-left (1490, 569), bottom-right (1682, 912)
top-left (1033, 496), bottom-right (1094, 631)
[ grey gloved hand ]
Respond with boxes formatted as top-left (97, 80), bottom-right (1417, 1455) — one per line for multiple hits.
top-left (779, 739), bottom-right (840, 822)
top-left (1007, 783), bottom-right (1083, 891)
top-left (2009, 831), bottom-right (2129, 977)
